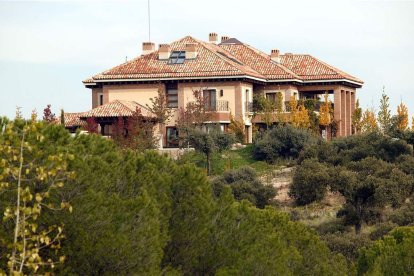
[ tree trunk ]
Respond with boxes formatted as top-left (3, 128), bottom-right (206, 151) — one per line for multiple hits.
top-left (355, 221), bottom-right (362, 235)
top-left (206, 153), bottom-right (211, 176)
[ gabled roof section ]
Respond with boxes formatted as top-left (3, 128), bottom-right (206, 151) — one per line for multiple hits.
top-left (219, 42), bottom-right (300, 80)
top-left (86, 36), bottom-right (266, 83)
top-left (63, 112), bottom-right (86, 128)
top-left (79, 100), bottom-right (154, 118)
top-left (280, 54), bottom-right (364, 84)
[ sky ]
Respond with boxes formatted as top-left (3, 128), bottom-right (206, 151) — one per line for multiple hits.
top-left (0, 0), bottom-right (414, 119)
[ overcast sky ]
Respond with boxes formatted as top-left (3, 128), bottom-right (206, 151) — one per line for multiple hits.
top-left (1, 0), bottom-right (413, 119)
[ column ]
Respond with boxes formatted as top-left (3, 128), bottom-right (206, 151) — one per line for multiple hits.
top-left (346, 91), bottom-right (351, 136)
top-left (334, 89), bottom-right (342, 137)
top-left (351, 92), bottom-right (356, 134)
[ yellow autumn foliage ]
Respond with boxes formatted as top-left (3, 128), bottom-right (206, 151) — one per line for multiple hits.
top-left (397, 102), bottom-right (409, 130)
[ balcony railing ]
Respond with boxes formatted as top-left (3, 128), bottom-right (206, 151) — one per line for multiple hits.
top-left (203, 100), bottom-right (229, 112)
top-left (245, 102), bottom-right (253, 112)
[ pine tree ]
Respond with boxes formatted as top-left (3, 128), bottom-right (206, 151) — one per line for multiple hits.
top-left (377, 91), bottom-right (391, 134)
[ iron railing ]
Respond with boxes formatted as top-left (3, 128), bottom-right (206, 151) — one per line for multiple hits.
top-left (245, 102), bottom-right (254, 112)
top-left (204, 100), bottom-right (229, 112)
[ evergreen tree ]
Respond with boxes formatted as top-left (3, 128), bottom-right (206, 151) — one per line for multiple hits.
top-left (377, 91), bottom-right (391, 134)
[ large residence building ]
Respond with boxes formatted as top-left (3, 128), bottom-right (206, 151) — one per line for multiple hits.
top-left (72, 33), bottom-right (363, 147)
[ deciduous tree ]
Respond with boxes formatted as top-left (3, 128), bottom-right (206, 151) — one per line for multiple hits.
top-left (0, 120), bottom-right (74, 274)
top-left (352, 99), bottom-right (363, 134)
top-left (43, 104), bottom-right (56, 123)
top-left (397, 102), bottom-right (409, 130)
top-left (361, 109), bottom-right (378, 133)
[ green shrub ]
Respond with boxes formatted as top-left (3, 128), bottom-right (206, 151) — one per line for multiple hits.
top-left (322, 232), bottom-right (372, 262)
top-left (390, 201), bottom-right (414, 226)
top-left (253, 125), bottom-right (318, 162)
top-left (358, 227), bottom-right (414, 275)
top-left (369, 222), bottom-right (398, 241)
top-left (212, 166), bottom-right (276, 208)
top-left (289, 159), bottom-right (331, 205)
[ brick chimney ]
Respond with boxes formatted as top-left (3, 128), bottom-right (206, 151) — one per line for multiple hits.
top-left (185, 43), bottom-right (197, 59)
top-left (142, 42), bottom-right (155, 55)
top-left (158, 44), bottom-right (171, 60)
top-left (270, 49), bottom-right (280, 63)
top-left (209, 32), bottom-right (218, 44)
top-left (221, 36), bottom-right (229, 43)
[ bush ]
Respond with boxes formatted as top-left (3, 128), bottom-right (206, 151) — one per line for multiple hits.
top-left (390, 201), bottom-right (414, 226)
top-left (212, 166), bottom-right (276, 208)
top-left (253, 125), bottom-right (318, 162)
top-left (289, 159), bottom-right (331, 205)
top-left (357, 227), bottom-right (414, 275)
top-left (369, 222), bottom-right (398, 241)
top-left (322, 232), bottom-right (372, 262)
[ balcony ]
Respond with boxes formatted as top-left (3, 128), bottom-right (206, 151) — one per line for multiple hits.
top-left (204, 100), bottom-right (229, 112)
top-left (245, 102), bottom-right (254, 113)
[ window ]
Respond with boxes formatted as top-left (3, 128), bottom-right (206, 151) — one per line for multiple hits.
top-left (166, 127), bottom-right (179, 147)
top-left (266, 93), bottom-right (276, 103)
top-left (166, 84), bottom-right (178, 108)
top-left (203, 89), bottom-right (217, 111)
top-left (168, 51), bottom-right (186, 64)
top-left (99, 94), bottom-right (103, 106)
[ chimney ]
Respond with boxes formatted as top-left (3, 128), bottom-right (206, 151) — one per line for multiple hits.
top-left (221, 36), bottom-right (230, 43)
top-left (209, 32), bottom-right (218, 44)
top-left (185, 43), bottom-right (197, 59)
top-left (158, 44), bottom-right (171, 60)
top-left (142, 42), bottom-right (155, 55)
top-left (270, 49), bottom-right (280, 63)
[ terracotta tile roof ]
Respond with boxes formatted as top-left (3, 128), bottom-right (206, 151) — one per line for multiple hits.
top-left (88, 36), bottom-right (265, 82)
top-left (84, 35), bottom-right (363, 85)
top-left (219, 43), bottom-right (300, 80)
top-left (63, 112), bottom-right (86, 128)
top-left (280, 54), bottom-right (363, 84)
top-left (79, 100), bottom-right (154, 118)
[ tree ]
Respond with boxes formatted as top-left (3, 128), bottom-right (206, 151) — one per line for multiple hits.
top-left (319, 93), bottom-right (332, 128)
top-left (146, 84), bottom-right (173, 147)
top-left (331, 157), bottom-right (412, 234)
top-left (397, 102), bottom-right (409, 130)
top-left (60, 109), bottom-right (65, 125)
top-left (185, 127), bottom-right (234, 175)
top-left (112, 107), bottom-right (157, 151)
top-left (253, 124), bottom-right (318, 162)
top-left (297, 103), bottom-right (310, 128)
top-left (84, 117), bottom-right (99, 134)
top-left (228, 115), bottom-right (245, 143)
top-left (361, 109), bottom-right (378, 133)
top-left (0, 120), bottom-right (73, 274)
top-left (43, 104), bottom-right (56, 122)
top-left (357, 226), bottom-right (414, 275)
top-left (412, 116), bottom-right (414, 130)
top-left (352, 99), bottom-right (363, 134)
top-left (212, 166), bottom-right (276, 208)
top-left (289, 159), bottom-right (330, 205)
top-left (377, 91), bottom-right (391, 134)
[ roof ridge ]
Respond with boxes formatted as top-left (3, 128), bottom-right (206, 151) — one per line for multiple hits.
top-left (240, 43), bottom-right (301, 79)
top-left (192, 37), bottom-right (266, 79)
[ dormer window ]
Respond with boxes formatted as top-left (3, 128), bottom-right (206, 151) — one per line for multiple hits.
top-left (168, 51), bottom-right (186, 64)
